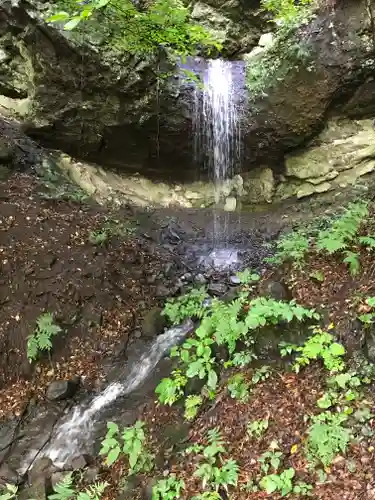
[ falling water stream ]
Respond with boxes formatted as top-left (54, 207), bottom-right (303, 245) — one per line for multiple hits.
top-left (193, 59), bottom-right (242, 269)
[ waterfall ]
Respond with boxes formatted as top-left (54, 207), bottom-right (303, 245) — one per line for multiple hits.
top-left (193, 59), bottom-right (242, 267)
top-left (23, 320), bottom-right (194, 470)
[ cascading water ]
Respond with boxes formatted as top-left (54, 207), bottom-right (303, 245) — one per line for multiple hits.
top-left (193, 59), bottom-right (242, 268)
top-left (22, 320), bottom-right (194, 471)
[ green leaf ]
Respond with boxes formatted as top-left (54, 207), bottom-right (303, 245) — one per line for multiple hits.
top-left (207, 369), bottom-right (218, 390)
top-left (106, 446), bottom-right (120, 466)
top-left (46, 11), bottom-right (70, 22)
top-left (64, 17), bottom-right (82, 30)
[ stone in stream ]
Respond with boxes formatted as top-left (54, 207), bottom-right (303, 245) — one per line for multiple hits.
top-left (208, 283), bottom-right (228, 296)
top-left (142, 307), bottom-right (167, 338)
top-left (28, 457), bottom-right (55, 484)
top-left (229, 275), bottom-right (241, 285)
top-left (69, 454), bottom-right (90, 470)
top-left (46, 379), bottom-right (79, 401)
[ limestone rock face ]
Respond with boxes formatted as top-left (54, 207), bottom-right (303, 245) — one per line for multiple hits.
top-left (276, 119), bottom-right (375, 200)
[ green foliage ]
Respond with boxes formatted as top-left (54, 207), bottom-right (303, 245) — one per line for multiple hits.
top-left (162, 287), bottom-right (209, 325)
top-left (258, 446), bottom-right (283, 474)
top-left (305, 411), bottom-right (351, 466)
top-left (261, 0), bottom-right (315, 27)
top-left (48, 473), bottom-right (108, 499)
top-left (265, 230), bottom-right (310, 267)
top-left (251, 365), bottom-right (272, 385)
top-left (236, 268), bottom-right (261, 285)
top-left (88, 219), bottom-right (137, 245)
top-left (89, 230), bottom-right (108, 246)
top-left (156, 290), bottom-right (318, 411)
top-left (155, 369), bottom-right (187, 406)
top-left (152, 474), bottom-right (184, 500)
top-left (358, 297), bottom-right (375, 326)
top-left (46, 0), bottom-right (221, 60)
top-left (359, 235), bottom-right (375, 250)
top-left (99, 421), bottom-right (153, 474)
top-left (229, 350), bottom-right (257, 368)
top-left (343, 251), bottom-right (361, 276)
top-left (27, 312), bottom-right (62, 363)
top-left (310, 270), bottom-right (325, 282)
top-left (316, 202), bottom-right (368, 255)
top-left (280, 325), bottom-right (346, 373)
top-left (227, 373), bottom-right (251, 402)
top-left (247, 418), bottom-right (269, 439)
top-left (259, 467), bottom-right (295, 497)
top-left (0, 484), bottom-right (17, 500)
top-left (184, 394), bottom-right (203, 421)
top-left (192, 428), bottom-right (239, 493)
top-left (260, 468), bottom-right (312, 497)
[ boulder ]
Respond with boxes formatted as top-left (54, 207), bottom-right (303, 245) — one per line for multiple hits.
top-left (46, 379), bottom-right (79, 401)
top-left (28, 457), bottom-right (55, 485)
top-left (142, 307), bottom-right (167, 337)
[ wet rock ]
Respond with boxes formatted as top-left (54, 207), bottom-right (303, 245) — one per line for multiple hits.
top-left (46, 379), bottom-right (79, 401)
top-left (182, 272), bottom-right (193, 282)
top-left (229, 275), bottom-right (241, 286)
top-left (258, 280), bottom-right (291, 301)
top-left (221, 287), bottom-right (241, 303)
top-left (51, 472), bottom-right (69, 490)
top-left (0, 464), bottom-right (21, 486)
top-left (19, 479), bottom-right (48, 500)
top-left (70, 454), bottom-right (89, 470)
top-left (194, 274), bottom-right (207, 285)
top-left (83, 466), bottom-right (100, 483)
top-left (208, 283), bottom-right (227, 296)
top-left (28, 457), bottom-right (55, 484)
top-left (142, 307), bottom-right (167, 338)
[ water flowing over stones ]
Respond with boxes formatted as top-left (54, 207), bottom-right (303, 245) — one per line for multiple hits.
top-left (21, 320), bottom-right (194, 471)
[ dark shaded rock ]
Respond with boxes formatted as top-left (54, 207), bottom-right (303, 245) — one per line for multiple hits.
top-left (83, 466), bottom-right (100, 484)
top-left (0, 137), bottom-right (14, 163)
top-left (28, 457), bottom-right (54, 484)
top-left (46, 379), bottom-right (79, 401)
top-left (258, 280), bottom-right (291, 301)
top-left (0, 463), bottom-right (21, 486)
top-left (221, 286), bottom-right (241, 303)
top-left (142, 477), bottom-right (157, 500)
top-left (70, 454), bottom-right (89, 470)
top-left (155, 285), bottom-right (171, 298)
top-left (142, 307), bottom-right (167, 337)
top-left (364, 328), bottom-right (375, 362)
top-left (51, 472), bottom-right (68, 490)
top-left (195, 274), bottom-right (207, 285)
top-left (116, 475), bottom-right (142, 499)
top-left (229, 275), bottom-right (241, 286)
top-left (208, 283), bottom-right (228, 296)
top-left (19, 479), bottom-right (48, 500)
